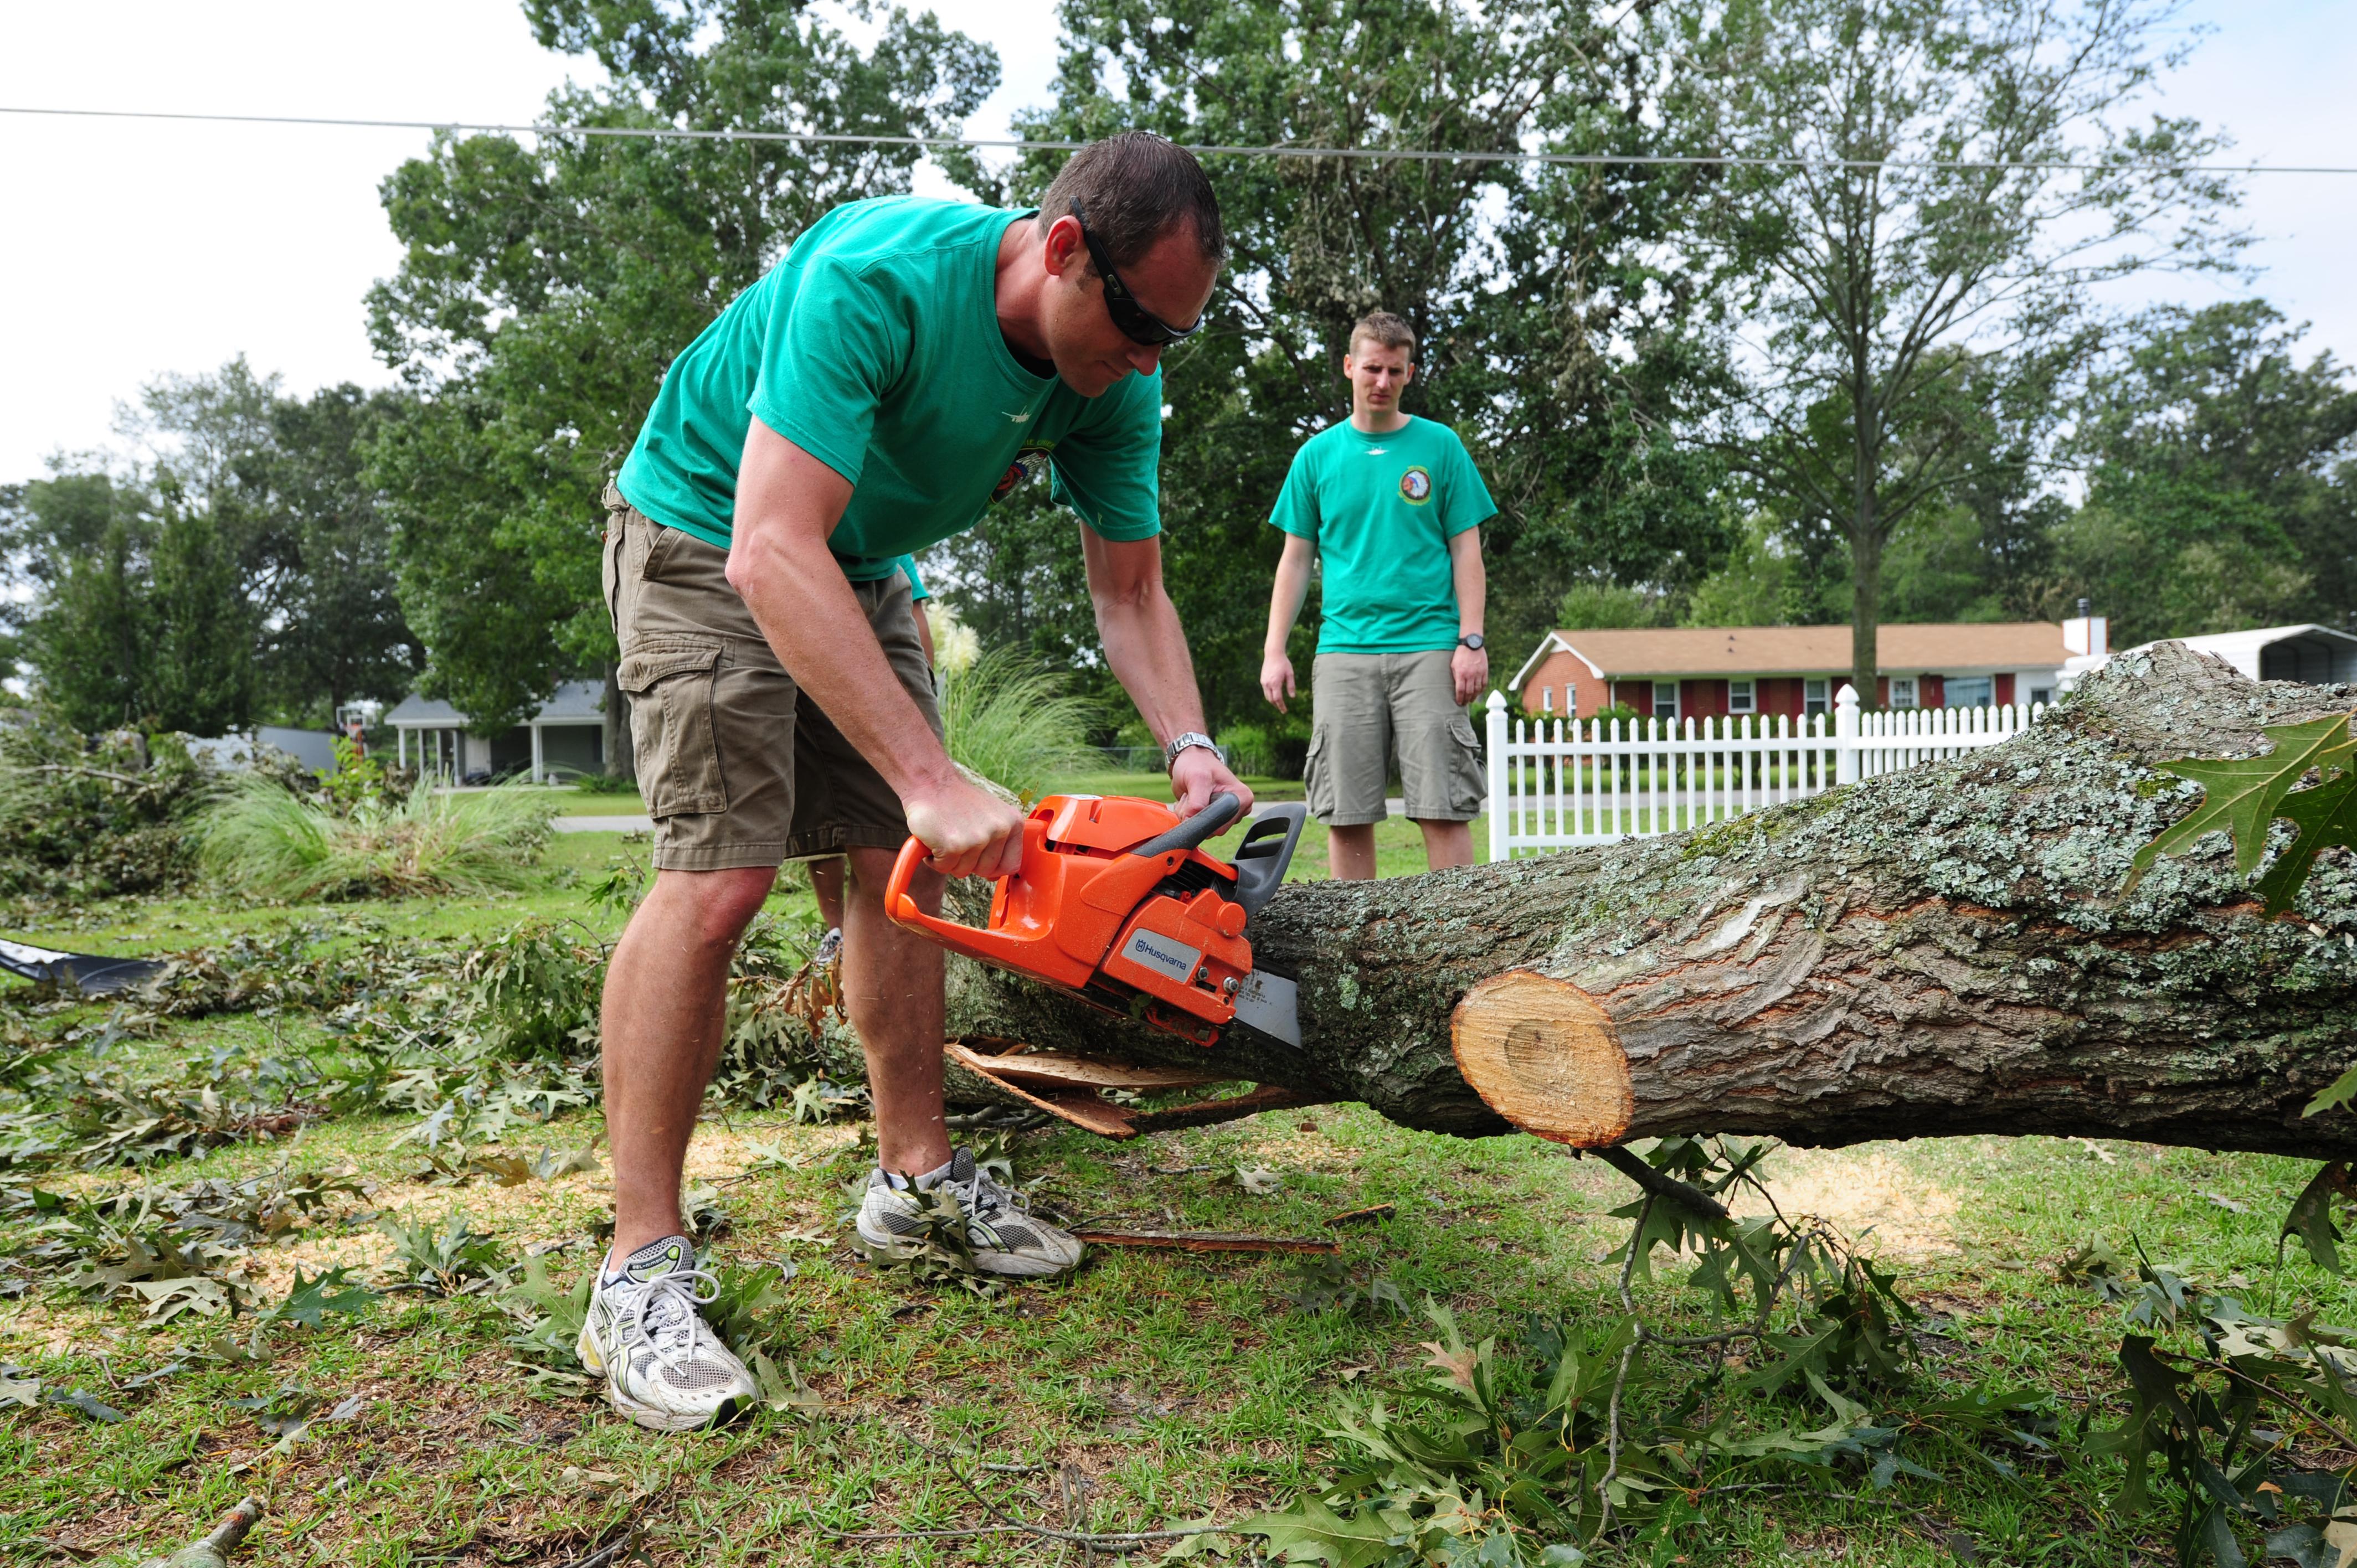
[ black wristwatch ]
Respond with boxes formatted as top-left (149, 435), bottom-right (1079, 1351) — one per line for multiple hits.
top-left (1458, 632), bottom-right (1485, 651)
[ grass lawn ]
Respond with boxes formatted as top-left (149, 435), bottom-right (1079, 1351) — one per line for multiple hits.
top-left (12, 840), bottom-right (2351, 1564)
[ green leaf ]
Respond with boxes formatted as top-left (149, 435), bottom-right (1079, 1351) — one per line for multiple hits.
top-left (2126, 715), bottom-right (2356, 891)
top-left (45, 1388), bottom-right (125, 1422)
top-left (747, 1349), bottom-right (824, 1419)
top-left (1232, 1498), bottom-right (1396, 1567)
top-left (2308, 1066), bottom-right (2357, 1119)
top-left (2258, 765), bottom-right (2357, 915)
top-left (2281, 1163), bottom-right (2350, 1275)
top-left (271, 1266), bottom-right (381, 1328)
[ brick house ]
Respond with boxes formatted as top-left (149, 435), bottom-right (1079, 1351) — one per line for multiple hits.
top-left (1506, 623), bottom-right (2071, 721)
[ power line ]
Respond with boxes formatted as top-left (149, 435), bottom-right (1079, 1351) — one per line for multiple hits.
top-left (2, 102), bottom-right (2351, 176)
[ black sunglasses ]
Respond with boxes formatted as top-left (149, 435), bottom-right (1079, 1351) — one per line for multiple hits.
top-left (1067, 199), bottom-right (1203, 348)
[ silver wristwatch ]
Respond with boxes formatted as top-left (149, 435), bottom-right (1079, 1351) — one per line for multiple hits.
top-left (1164, 731), bottom-right (1218, 771)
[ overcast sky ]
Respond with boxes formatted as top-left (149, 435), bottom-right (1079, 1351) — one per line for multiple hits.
top-left (0, 0), bottom-right (2348, 483)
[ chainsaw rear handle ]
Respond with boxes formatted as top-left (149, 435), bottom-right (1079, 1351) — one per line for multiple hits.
top-left (1127, 791), bottom-right (1242, 859)
top-left (882, 824), bottom-right (1052, 967)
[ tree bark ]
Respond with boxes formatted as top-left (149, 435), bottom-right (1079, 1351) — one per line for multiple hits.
top-left (940, 643), bottom-right (2357, 1159)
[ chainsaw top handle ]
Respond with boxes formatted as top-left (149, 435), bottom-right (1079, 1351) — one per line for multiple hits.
top-left (1126, 790), bottom-right (1242, 858)
top-left (1229, 802), bottom-right (1307, 922)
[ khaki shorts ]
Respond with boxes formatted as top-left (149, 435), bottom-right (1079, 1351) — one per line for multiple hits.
top-left (601, 486), bottom-right (941, 873)
top-left (1305, 651), bottom-right (1485, 827)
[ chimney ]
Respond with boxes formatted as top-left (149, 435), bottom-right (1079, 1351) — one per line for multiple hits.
top-left (2063, 602), bottom-right (2108, 659)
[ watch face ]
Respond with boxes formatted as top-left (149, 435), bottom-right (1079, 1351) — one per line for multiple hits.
top-left (1461, 633), bottom-right (1484, 651)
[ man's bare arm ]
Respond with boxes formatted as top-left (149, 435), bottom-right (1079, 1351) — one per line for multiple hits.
top-left (1259, 532), bottom-right (1314, 712)
top-left (1081, 527), bottom-right (1255, 821)
top-left (1448, 527), bottom-right (1489, 705)
top-left (726, 417), bottom-right (1021, 878)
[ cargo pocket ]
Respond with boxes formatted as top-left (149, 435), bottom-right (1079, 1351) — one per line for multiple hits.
top-left (1302, 730), bottom-right (1332, 822)
top-left (1447, 711), bottom-right (1486, 818)
top-left (618, 639), bottom-right (726, 817)
top-left (640, 524), bottom-right (687, 582)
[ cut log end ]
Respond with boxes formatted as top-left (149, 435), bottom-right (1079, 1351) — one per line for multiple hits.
top-left (1450, 970), bottom-right (1633, 1147)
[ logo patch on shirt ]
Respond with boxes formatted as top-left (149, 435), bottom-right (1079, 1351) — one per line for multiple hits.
top-left (992, 445), bottom-right (1052, 504)
top-left (1399, 465), bottom-right (1433, 505)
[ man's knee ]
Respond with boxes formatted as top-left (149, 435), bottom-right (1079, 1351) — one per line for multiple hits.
top-left (845, 844), bottom-right (939, 910)
top-left (643, 865), bottom-right (776, 950)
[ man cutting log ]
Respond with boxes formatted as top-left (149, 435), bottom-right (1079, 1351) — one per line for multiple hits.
top-left (584, 133), bottom-right (1252, 1431)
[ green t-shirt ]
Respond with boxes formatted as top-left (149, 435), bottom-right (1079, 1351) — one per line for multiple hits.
top-left (617, 196), bottom-right (1164, 581)
top-left (895, 554), bottom-right (929, 601)
top-left (1269, 416), bottom-right (1495, 654)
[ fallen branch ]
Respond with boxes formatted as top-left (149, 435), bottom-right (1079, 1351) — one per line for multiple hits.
top-left (1071, 1227), bottom-right (1341, 1255)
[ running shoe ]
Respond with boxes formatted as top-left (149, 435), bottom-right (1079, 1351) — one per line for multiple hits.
top-left (576, 1234), bottom-right (759, 1432)
top-left (856, 1148), bottom-right (1084, 1278)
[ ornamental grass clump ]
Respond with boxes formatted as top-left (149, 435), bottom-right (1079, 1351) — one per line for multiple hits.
top-left (935, 642), bottom-right (1098, 807)
top-left (198, 769), bottom-right (556, 901)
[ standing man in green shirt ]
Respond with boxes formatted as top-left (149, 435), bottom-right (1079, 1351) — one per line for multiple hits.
top-left (585, 134), bottom-right (1251, 1433)
top-left (1259, 311), bottom-right (1494, 879)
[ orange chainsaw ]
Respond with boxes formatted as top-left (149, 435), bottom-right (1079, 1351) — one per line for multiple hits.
top-left (884, 792), bottom-right (1306, 1048)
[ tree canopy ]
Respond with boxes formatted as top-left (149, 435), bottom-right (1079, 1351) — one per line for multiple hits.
top-left (364, 0), bottom-right (999, 730)
top-left (1, 362), bottom-right (419, 735)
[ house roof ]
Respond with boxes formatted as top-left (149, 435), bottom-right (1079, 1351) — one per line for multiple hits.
top-left (1509, 623), bottom-right (2070, 689)
top-left (388, 679), bottom-right (607, 728)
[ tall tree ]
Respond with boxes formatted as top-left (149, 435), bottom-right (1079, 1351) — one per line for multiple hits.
top-left (263, 386), bottom-right (425, 723)
top-left (367, 0), bottom-right (999, 735)
top-left (944, 0), bottom-right (1731, 729)
top-left (1685, 0), bottom-right (2241, 702)
top-left (14, 476), bottom-right (153, 732)
top-left (2058, 301), bottom-right (2357, 647)
top-left (6, 364), bottom-right (421, 733)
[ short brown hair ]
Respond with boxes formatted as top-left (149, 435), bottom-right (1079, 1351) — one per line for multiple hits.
top-left (1036, 132), bottom-right (1227, 271)
top-left (1349, 311), bottom-right (1416, 358)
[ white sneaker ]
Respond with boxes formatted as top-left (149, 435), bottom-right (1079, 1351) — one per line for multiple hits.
top-left (577, 1235), bottom-right (759, 1432)
top-left (857, 1148), bottom-right (1084, 1278)
top-left (814, 926), bottom-right (843, 967)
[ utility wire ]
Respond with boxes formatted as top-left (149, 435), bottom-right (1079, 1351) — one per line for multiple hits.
top-left (2, 102), bottom-right (2351, 176)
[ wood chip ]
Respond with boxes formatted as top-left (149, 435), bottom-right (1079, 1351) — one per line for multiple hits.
top-left (1325, 1203), bottom-right (1396, 1227)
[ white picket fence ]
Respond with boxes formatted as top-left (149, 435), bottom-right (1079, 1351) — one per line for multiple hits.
top-left (1483, 684), bottom-right (2046, 858)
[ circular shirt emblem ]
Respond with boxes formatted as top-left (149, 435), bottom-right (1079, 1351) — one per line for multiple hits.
top-left (1398, 466), bottom-right (1433, 505)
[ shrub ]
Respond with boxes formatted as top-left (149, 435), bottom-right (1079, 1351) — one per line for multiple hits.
top-left (198, 775), bottom-right (557, 900)
top-left (564, 771), bottom-right (639, 796)
top-left (936, 647), bottom-right (1097, 805)
top-left (0, 709), bottom-right (219, 899)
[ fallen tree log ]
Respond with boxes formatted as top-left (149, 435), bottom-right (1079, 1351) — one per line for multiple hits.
top-left (941, 642), bottom-right (2357, 1159)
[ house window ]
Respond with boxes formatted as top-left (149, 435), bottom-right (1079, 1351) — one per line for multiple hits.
top-left (1651, 681), bottom-right (1679, 720)
top-left (1803, 679), bottom-right (1829, 716)
top-left (1728, 679), bottom-right (1756, 714)
top-left (1890, 677), bottom-right (1918, 709)
top-left (2029, 686), bottom-right (2054, 707)
top-left (1541, 685), bottom-right (1555, 714)
top-left (1945, 675), bottom-right (1994, 708)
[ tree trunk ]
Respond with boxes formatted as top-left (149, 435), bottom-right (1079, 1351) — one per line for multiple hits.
top-left (940, 643), bottom-right (2357, 1159)
top-left (1849, 514), bottom-right (1882, 708)
top-left (602, 661), bottom-right (634, 781)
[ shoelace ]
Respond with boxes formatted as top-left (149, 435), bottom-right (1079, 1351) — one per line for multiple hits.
top-left (945, 1169), bottom-right (1031, 1222)
top-left (622, 1265), bottom-right (722, 1355)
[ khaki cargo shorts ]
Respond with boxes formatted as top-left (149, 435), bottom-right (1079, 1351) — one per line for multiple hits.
top-left (600, 486), bottom-right (941, 873)
top-left (1305, 650), bottom-right (1485, 827)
